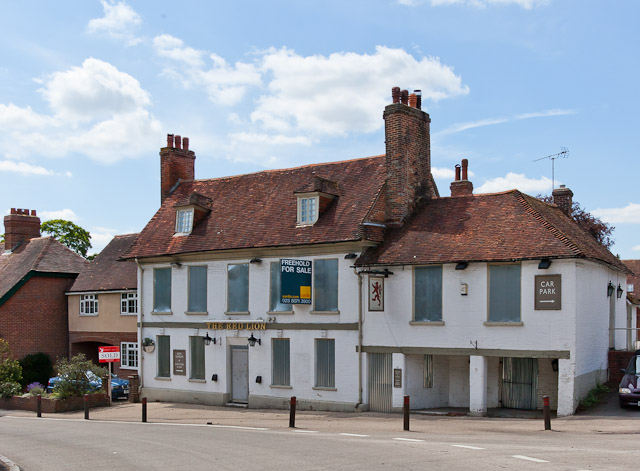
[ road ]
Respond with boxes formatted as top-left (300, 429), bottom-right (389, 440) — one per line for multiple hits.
top-left (1, 414), bottom-right (638, 471)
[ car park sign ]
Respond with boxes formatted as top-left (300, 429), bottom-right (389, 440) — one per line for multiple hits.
top-left (98, 346), bottom-right (121, 363)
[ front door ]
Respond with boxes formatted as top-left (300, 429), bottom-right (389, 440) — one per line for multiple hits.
top-left (368, 353), bottom-right (393, 412)
top-left (231, 346), bottom-right (249, 403)
top-left (501, 357), bottom-right (538, 410)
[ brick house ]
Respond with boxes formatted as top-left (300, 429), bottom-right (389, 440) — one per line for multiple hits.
top-left (0, 209), bottom-right (87, 362)
top-left (66, 234), bottom-right (139, 377)
top-left (125, 88), bottom-right (630, 416)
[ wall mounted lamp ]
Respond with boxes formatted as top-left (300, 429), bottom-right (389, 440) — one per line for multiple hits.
top-left (617, 284), bottom-right (624, 299)
top-left (248, 333), bottom-right (261, 347)
top-left (455, 262), bottom-right (468, 270)
top-left (538, 259), bottom-right (552, 269)
top-left (171, 261), bottom-right (182, 268)
top-left (249, 257), bottom-right (262, 264)
top-left (551, 359), bottom-right (559, 372)
top-left (344, 253), bottom-right (357, 259)
top-left (203, 333), bottom-right (216, 345)
top-left (607, 281), bottom-right (615, 297)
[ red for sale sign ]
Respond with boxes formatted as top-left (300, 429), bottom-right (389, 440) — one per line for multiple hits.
top-left (98, 346), bottom-right (120, 363)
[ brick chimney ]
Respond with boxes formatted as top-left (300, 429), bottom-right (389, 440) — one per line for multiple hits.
top-left (384, 87), bottom-right (433, 226)
top-left (552, 185), bottom-right (573, 215)
top-left (160, 134), bottom-right (195, 204)
top-left (450, 159), bottom-right (474, 197)
top-left (4, 208), bottom-right (41, 251)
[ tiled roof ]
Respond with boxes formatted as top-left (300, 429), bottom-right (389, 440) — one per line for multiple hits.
top-left (126, 156), bottom-right (387, 259)
top-left (0, 237), bottom-right (88, 301)
top-left (356, 190), bottom-right (629, 273)
top-left (623, 259), bottom-right (640, 304)
top-left (69, 234), bottom-right (138, 292)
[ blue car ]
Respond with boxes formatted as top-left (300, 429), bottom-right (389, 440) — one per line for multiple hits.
top-left (47, 371), bottom-right (129, 400)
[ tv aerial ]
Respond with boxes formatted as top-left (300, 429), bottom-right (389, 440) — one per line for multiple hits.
top-left (533, 147), bottom-right (569, 191)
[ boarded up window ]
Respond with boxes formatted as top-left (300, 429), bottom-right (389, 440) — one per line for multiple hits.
top-left (270, 262), bottom-right (293, 312)
top-left (272, 338), bottom-right (290, 386)
top-left (314, 259), bottom-right (338, 312)
top-left (189, 336), bottom-right (205, 380)
top-left (414, 266), bottom-right (442, 321)
top-left (188, 266), bottom-right (207, 312)
top-left (228, 264), bottom-right (249, 312)
top-left (154, 268), bottom-right (171, 313)
top-left (315, 339), bottom-right (335, 388)
top-left (489, 265), bottom-right (521, 322)
top-left (157, 335), bottom-right (170, 378)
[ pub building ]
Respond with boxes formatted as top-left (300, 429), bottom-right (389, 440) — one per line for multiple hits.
top-left (125, 88), bottom-right (631, 416)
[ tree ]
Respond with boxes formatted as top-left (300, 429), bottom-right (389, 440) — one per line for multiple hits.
top-left (537, 195), bottom-right (615, 249)
top-left (40, 219), bottom-right (92, 257)
top-left (0, 339), bottom-right (22, 398)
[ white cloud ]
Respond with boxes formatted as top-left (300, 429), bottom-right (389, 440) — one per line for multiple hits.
top-left (633, 245), bottom-right (640, 252)
top-left (476, 172), bottom-right (552, 194)
top-left (398, 0), bottom-right (550, 8)
top-left (437, 109), bottom-right (575, 137)
top-left (432, 166), bottom-right (476, 180)
top-left (87, 0), bottom-right (142, 46)
top-left (0, 160), bottom-right (71, 177)
top-left (88, 226), bottom-right (118, 254)
top-left (0, 58), bottom-right (161, 163)
top-left (592, 203), bottom-right (640, 224)
top-left (40, 208), bottom-right (79, 222)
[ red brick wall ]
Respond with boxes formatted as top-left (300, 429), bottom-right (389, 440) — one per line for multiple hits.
top-left (160, 140), bottom-right (195, 203)
top-left (69, 331), bottom-right (137, 377)
top-left (608, 350), bottom-right (636, 386)
top-left (0, 275), bottom-right (74, 362)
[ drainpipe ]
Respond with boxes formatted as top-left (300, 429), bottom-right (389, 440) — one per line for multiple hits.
top-left (354, 267), bottom-right (363, 408)
top-left (135, 259), bottom-right (144, 395)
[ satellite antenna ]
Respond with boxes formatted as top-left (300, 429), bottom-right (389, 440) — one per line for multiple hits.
top-left (533, 147), bottom-right (569, 190)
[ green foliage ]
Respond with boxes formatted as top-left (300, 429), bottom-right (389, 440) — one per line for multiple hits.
top-left (53, 354), bottom-right (107, 398)
top-left (40, 219), bottom-right (92, 258)
top-left (0, 382), bottom-right (21, 398)
top-left (0, 339), bottom-right (22, 385)
top-left (579, 383), bottom-right (610, 409)
top-left (28, 385), bottom-right (45, 396)
top-left (20, 352), bottom-right (54, 388)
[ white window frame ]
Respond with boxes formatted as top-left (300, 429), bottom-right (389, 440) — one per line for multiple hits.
top-left (175, 208), bottom-right (194, 234)
top-left (120, 342), bottom-right (138, 370)
top-left (120, 292), bottom-right (138, 315)
top-left (80, 294), bottom-right (98, 316)
top-left (297, 194), bottom-right (319, 226)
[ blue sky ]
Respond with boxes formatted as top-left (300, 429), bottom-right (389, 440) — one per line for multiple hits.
top-left (1, 0), bottom-right (638, 258)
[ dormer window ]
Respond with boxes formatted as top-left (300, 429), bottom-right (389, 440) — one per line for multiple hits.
top-left (175, 208), bottom-right (194, 234)
top-left (298, 196), bottom-right (318, 225)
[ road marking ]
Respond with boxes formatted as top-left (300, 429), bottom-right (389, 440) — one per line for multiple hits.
top-left (392, 438), bottom-right (424, 442)
top-left (512, 455), bottom-right (549, 463)
top-left (339, 433), bottom-right (370, 437)
top-left (452, 445), bottom-right (485, 450)
top-left (294, 430), bottom-right (319, 433)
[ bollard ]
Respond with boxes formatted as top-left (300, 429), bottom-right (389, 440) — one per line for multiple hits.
top-left (142, 397), bottom-right (147, 423)
top-left (289, 396), bottom-right (296, 428)
top-left (36, 394), bottom-right (42, 418)
top-left (84, 394), bottom-right (89, 420)
top-left (543, 395), bottom-right (551, 430)
top-left (403, 395), bottom-right (410, 431)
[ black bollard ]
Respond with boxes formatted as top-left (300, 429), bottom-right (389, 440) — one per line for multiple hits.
top-left (84, 394), bottom-right (89, 420)
top-left (142, 397), bottom-right (147, 423)
top-left (543, 395), bottom-right (551, 430)
top-left (289, 396), bottom-right (296, 428)
top-left (403, 395), bottom-right (410, 431)
top-left (37, 394), bottom-right (42, 418)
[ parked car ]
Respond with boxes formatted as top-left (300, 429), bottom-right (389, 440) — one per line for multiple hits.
top-left (47, 371), bottom-right (129, 400)
top-left (619, 350), bottom-right (640, 408)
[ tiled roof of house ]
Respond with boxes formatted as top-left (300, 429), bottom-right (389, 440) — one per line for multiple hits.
top-left (126, 156), bottom-right (387, 259)
top-left (623, 259), bottom-right (640, 303)
top-left (69, 234), bottom-right (138, 292)
top-left (0, 237), bottom-right (88, 301)
top-left (356, 190), bottom-right (629, 272)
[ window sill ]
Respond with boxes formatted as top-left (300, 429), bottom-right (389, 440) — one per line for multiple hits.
top-left (120, 313), bottom-right (137, 316)
top-left (151, 311), bottom-right (173, 315)
top-left (312, 386), bottom-right (337, 391)
top-left (409, 321), bottom-right (445, 326)
top-left (120, 366), bottom-right (138, 370)
top-left (79, 314), bottom-right (99, 317)
top-left (185, 311), bottom-right (208, 316)
top-left (224, 311), bottom-right (250, 316)
top-left (267, 310), bottom-right (294, 315)
top-left (154, 376), bottom-right (171, 381)
top-left (483, 321), bottom-right (523, 327)
top-left (310, 310), bottom-right (340, 315)
top-left (270, 385), bottom-right (292, 389)
top-left (188, 379), bottom-right (206, 383)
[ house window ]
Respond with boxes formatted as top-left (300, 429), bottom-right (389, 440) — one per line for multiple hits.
top-left (628, 284), bottom-right (634, 293)
top-left (272, 338), bottom-right (290, 386)
top-left (414, 266), bottom-right (442, 322)
top-left (157, 335), bottom-right (170, 378)
top-left (175, 208), bottom-right (194, 234)
top-left (315, 338), bottom-right (335, 388)
top-left (120, 342), bottom-right (138, 369)
top-left (489, 264), bottom-right (521, 322)
top-left (424, 354), bottom-right (433, 388)
top-left (188, 266), bottom-right (207, 313)
top-left (269, 262), bottom-right (293, 312)
top-left (227, 263), bottom-right (249, 313)
top-left (153, 267), bottom-right (171, 313)
top-left (189, 336), bottom-right (205, 380)
top-left (121, 293), bottom-right (137, 315)
top-left (314, 259), bottom-right (338, 312)
top-left (297, 196), bottom-right (318, 225)
top-left (80, 294), bottom-right (98, 315)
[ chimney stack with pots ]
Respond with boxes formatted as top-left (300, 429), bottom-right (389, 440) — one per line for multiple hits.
top-left (552, 185), bottom-right (573, 216)
top-left (3, 208), bottom-right (41, 251)
top-left (160, 134), bottom-right (196, 204)
top-left (450, 159), bottom-right (474, 197)
top-left (384, 86), bottom-right (435, 226)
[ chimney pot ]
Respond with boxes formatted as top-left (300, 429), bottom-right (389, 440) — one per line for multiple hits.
top-left (552, 185), bottom-right (573, 216)
top-left (450, 159), bottom-right (473, 197)
top-left (167, 134), bottom-right (174, 148)
top-left (175, 135), bottom-right (182, 150)
top-left (10, 208), bottom-right (16, 214)
top-left (409, 93), bottom-right (418, 108)
top-left (400, 90), bottom-right (409, 105)
top-left (392, 87), bottom-right (401, 104)
top-left (414, 90), bottom-right (422, 110)
top-left (183, 137), bottom-right (189, 152)
top-left (461, 159), bottom-right (468, 180)
top-left (31, 210), bottom-right (36, 216)
top-left (455, 164), bottom-right (461, 182)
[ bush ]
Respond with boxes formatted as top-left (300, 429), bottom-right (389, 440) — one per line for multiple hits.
top-left (0, 339), bottom-right (22, 388)
top-left (0, 381), bottom-right (21, 398)
top-left (53, 354), bottom-right (108, 399)
top-left (20, 352), bottom-right (54, 388)
top-left (579, 383), bottom-right (610, 410)
top-left (27, 382), bottom-right (45, 396)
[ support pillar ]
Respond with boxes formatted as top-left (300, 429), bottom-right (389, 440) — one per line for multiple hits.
top-left (469, 355), bottom-right (488, 417)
